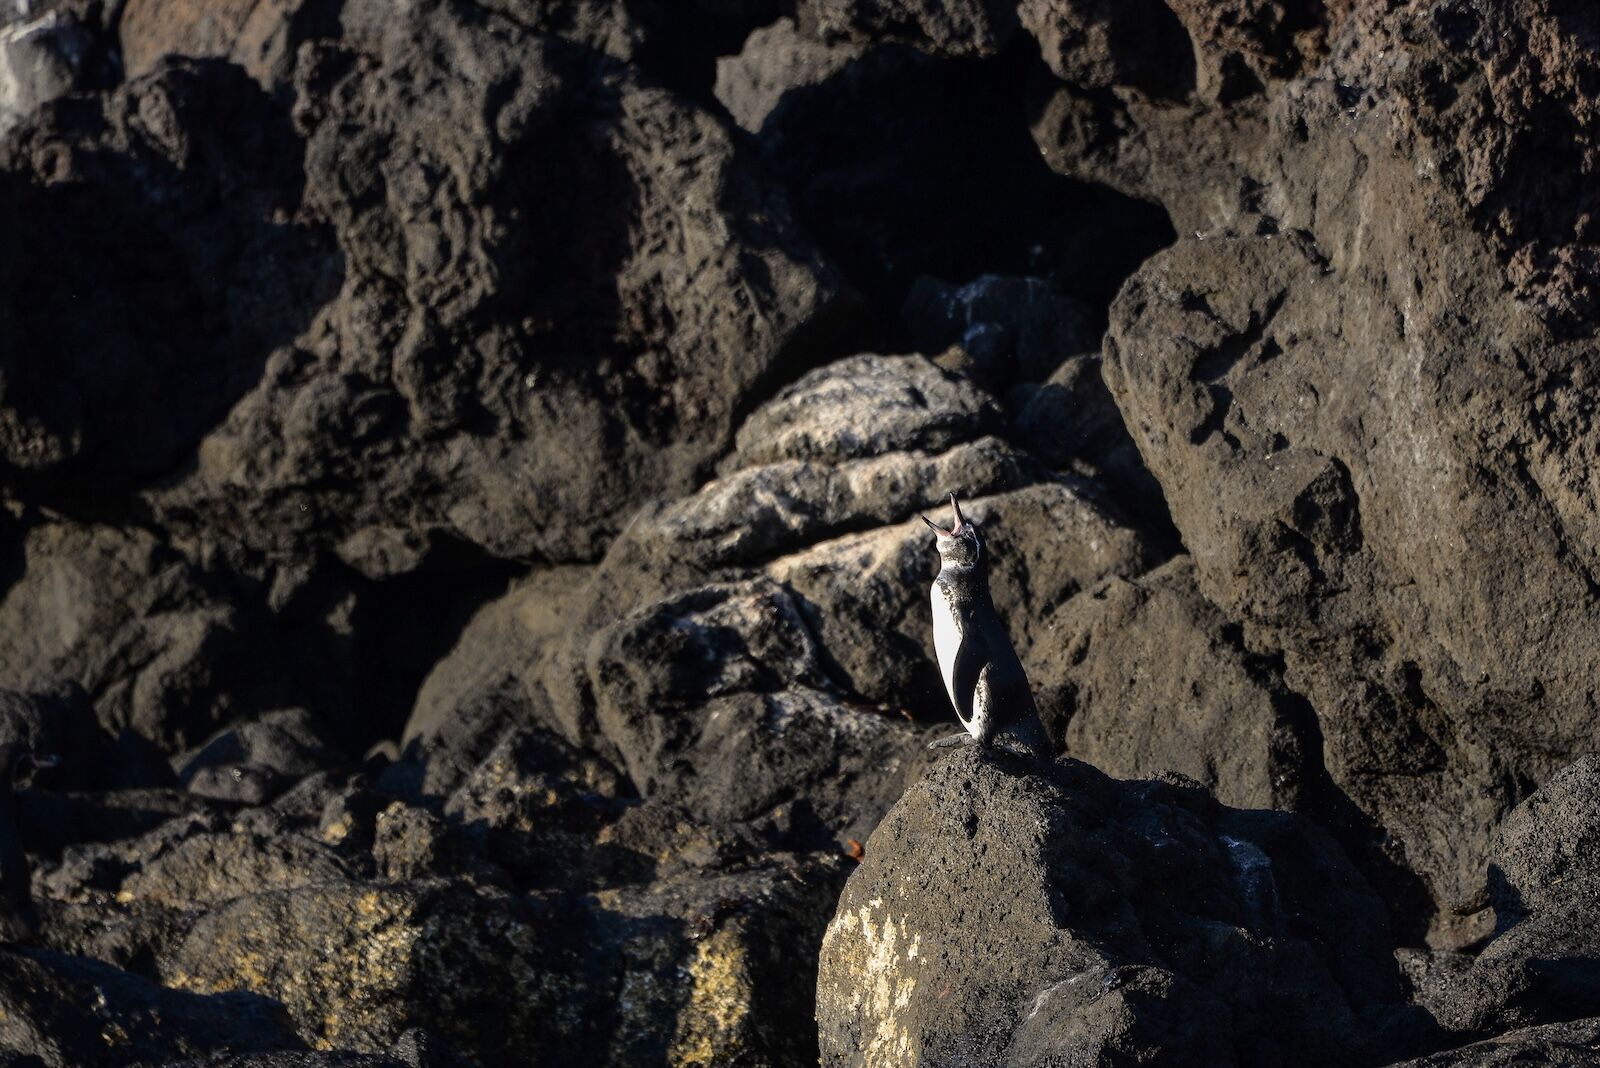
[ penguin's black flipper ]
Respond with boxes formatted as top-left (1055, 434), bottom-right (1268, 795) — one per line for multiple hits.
top-left (949, 629), bottom-right (987, 728)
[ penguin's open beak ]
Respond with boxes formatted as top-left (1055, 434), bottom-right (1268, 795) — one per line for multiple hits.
top-left (949, 493), bottom-right (965, 534)
top-left (920, 513), bottom-right (950, 536)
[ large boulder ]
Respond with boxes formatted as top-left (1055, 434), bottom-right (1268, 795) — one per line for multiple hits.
top-left (164, 858), bottom-right (845, 1068)
top-left (1052, 4), bottom-right (1600, 919)
top-left (0, 57), bottom-right (335, 503)
top-left (1101, 220), bottom-right (1600, 913)
top-left (1042, 557), bottom-right (1316, 813)
top-left (0, 522), bottom-right (336, 750)
top-left (147, 0), bottom-right (861, 570)
top-left (584, 577), bottom-right (925, 845)
top-left (816, 747), bottom-right (1424, 1066)
top-left (0, 946), bottom-right (303, 1067)
top-left (164, 880), bottom-right (582, 1059)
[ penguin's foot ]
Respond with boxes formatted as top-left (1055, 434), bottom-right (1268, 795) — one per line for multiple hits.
top-left (927, 732), bottom-right (975, 751)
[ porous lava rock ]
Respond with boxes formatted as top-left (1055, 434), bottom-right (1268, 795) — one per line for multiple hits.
top-left (817, 747), bottom-right (1426, 1067)
top-left (145, 0), bottom-right (861, 570)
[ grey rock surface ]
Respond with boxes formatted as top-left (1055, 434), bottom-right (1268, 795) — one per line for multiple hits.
top-left (145, 0), bottom-right (861, 569)
top-left (6, 0), bottom-right (1600, 1063)
top-left (816, 747), bottom-right (1424, 1067)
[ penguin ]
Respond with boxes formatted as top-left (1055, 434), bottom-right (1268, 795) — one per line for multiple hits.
top-left (921, 495), bottom-right (1054, 759)
top-left (0, 743), bottom-right (41, 942)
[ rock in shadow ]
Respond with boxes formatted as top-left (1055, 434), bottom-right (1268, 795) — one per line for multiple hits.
top-left (754, 38), bottom-right (1174, 330)
top-left (0, 57), bottom-right (339, 514)
top-left (0, 944), bottom-right (304, 1066)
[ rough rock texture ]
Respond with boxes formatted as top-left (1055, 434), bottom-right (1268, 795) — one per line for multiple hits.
top-left (584, 578), bottom-right (922, 843)
top-left (0, 0), bottom-right (119, 136)
top-left (145, 0), bottom-right (860, 570)
top-left (1386, 1017), bottom-right (1600, 1067)
top-left (7, 0), bottom-right (1600, 1063)
top-left (0, 57), bottom-right (336, 503)
top-left (0, 946), bottom-right (303, 1066)
top-left (1398, 756), bottom-right (1600, 1038)
top-left (817, 747), bottom-right (1425, 1067)
top-left (746, 30), bottom-right (1174, 314)
top-left (1042, 557), bottom-right (1315, 812)
top-left (1018, 0), bottom-right (1600, 923)
top-left (164, 862), bottom-right (844, 1066)
top-left (1019, 0), bottom-right (1195, 96)
top-left (118, 0), bottom-right (340, 91)
top-left (0, 521), bottom-right (350, 750)
top-left (714, 17), bottom-right (864, 133)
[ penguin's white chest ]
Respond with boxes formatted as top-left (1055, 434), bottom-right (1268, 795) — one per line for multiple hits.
top-left (931, 579), bottom-right (964, 717)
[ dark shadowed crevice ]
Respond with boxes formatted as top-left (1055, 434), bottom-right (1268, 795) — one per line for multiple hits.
top-left (754, 35), bottom-right (1176, 347)
top-left (0, 59), bottom-right (340, 524)
top-left (1248, 648), bottom-right (1439, 947)
top-left (344, 539), bottom-right (527, 754)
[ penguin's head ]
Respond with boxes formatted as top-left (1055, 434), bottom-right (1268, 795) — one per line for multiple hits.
top-left (920, 493), bottom-right (982, 568)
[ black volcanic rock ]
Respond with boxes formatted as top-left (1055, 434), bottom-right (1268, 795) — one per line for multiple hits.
top-left (751, 37), bottom-right (1174, 316)
top-left (0, 521), bottom-right (342, 751)
top-left (585, 577), bottom-right (922, 845)
top-left (1386, 1017), bottom-right (1600, 1067)
top-left (176, 708), bottom-right (345, 804)
top-left (1040, 557), bottom-right (1318, 813)
top-left (816, 748), bottom-right (1429, 1067)
top-left (0, 56), bottom-right (336, 505)
top-left (1100, 207), bottom-right (1600, 915)
top-left (1034, 1), bottom-right (1600, 920)
top-left (145, 0), bottom-right (861, 570)
top-left (1400, 756), bottom-right (1600, 1037)
top-left (793, 0), bottom-right (1019, 58)
top-left (162, 860), bottom-right (844, 1067)
top-left (0, 946), bottom-right (304, 1066)
top-left (7, 0), bottom-right (1600, 1064)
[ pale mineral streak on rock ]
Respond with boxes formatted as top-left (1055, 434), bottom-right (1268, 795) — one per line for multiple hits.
top-left (819, 897), bottom-right (922, 1066)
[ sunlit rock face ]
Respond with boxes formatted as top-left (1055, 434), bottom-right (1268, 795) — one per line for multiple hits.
top-left (817, 747), bottom-right (1425, 1067)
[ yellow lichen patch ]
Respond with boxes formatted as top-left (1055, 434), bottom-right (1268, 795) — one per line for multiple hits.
top-left (821, 897), bottom-right (921, 1065)
top-left (668, 925), bottom-right (755, 1067)
top-left (167, 884), bottom-right (424, 1052)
